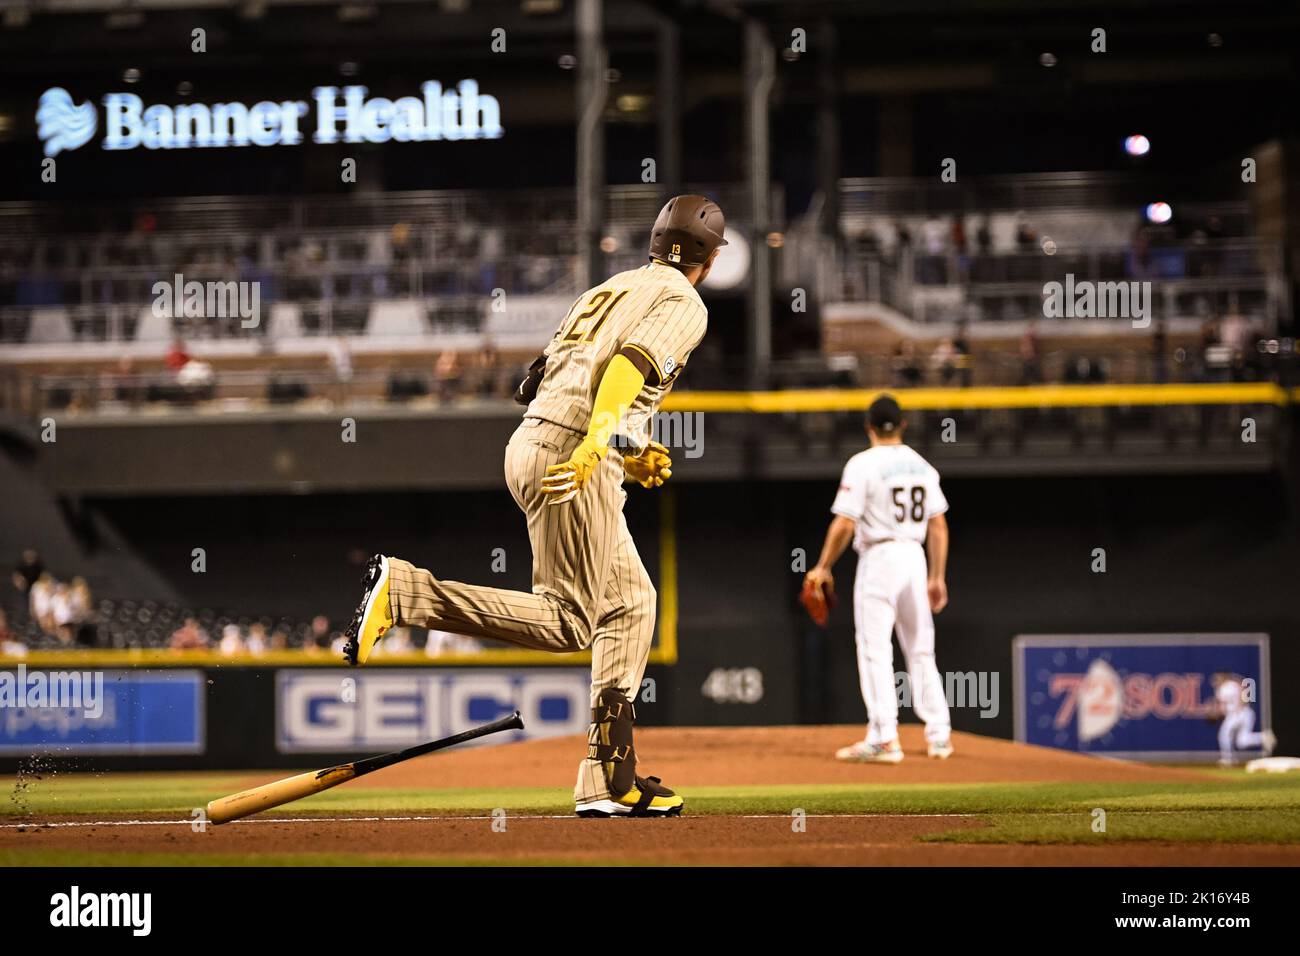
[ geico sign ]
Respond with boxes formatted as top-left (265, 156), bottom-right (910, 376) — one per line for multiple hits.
top-left (36, 80), bottom-right (502, 156)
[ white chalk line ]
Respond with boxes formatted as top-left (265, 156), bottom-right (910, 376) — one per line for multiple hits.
top-left (0, 812), bottom-right (980, 830)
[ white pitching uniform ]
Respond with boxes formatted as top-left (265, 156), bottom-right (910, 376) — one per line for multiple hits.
top-left (1217, 679), bottom-right (1268, 762)
top-left (832, 444), bottom-right (951, 746)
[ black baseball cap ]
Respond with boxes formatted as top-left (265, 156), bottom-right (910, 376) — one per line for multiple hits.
top-left (867, 394), bottom-right (904, 433)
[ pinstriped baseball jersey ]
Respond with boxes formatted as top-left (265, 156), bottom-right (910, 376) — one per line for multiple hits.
top-left (527, 261), bottom-right (708, 452)
top-left (380, 261), bottom-right (705, 807)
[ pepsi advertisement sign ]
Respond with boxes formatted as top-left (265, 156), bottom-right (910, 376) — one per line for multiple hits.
top-left (0, 669), bottom-right (205, 756)
top-left (276, 669), bottom-right (588, 753)
top-left (1013, 634), bottom-right (1270, 762)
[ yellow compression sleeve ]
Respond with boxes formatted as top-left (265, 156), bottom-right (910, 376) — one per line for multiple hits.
top-left (587, 352), bottom-right (646, 448)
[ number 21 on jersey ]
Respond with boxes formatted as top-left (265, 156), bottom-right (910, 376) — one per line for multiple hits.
top-left (562, 289), bottom-right (629, 343)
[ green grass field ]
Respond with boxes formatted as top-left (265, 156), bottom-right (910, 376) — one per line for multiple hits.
top-left (3, 768), bottom-right (1299, 866)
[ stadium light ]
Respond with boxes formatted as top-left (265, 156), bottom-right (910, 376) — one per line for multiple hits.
top-left (1144, 202), bottom-right (1173, 224)
top-left (1124, 134), bottom-right (1151, 157)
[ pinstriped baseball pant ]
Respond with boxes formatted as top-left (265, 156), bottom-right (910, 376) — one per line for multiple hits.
top-left (386, 418), bottom-right (657, 804)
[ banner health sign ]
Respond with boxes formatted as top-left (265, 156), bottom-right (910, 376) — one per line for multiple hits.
top-left (1013, 633), bottom-right (1270, 761)
top-left (276, 669), bottom-right (589, 753)
top-left (0, 669), bottom-right (205, 755)
top-left (37, 81), bottom-right (503, 157)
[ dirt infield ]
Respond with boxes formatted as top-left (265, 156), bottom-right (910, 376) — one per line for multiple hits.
top-left (7, 726), bottom-right (1290, 866)
top-left (348, 725), bottom-right (1216, 790)
top-left (7, 814), bottom-right (1298, 866)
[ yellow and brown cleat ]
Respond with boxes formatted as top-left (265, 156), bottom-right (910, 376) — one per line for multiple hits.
top-left (575, 776), bottom-right (685, 818)
top-left (342, 554), bottom-right (393, 666)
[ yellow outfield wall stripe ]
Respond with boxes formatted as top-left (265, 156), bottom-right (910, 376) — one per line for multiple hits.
top-left (662, 382), bottom-right (1292, 413)
top-left (1, 649), bottom-right (591, 668)
top-left (2, 646), bottom-right (679, 668)
top-left (5, 647), bottom-right (681, 671)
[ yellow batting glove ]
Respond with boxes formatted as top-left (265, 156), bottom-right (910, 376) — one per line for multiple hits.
top-left (623, 441), bottom-right (673, 489)
top-left (541, 435), bottom-right (608, 504)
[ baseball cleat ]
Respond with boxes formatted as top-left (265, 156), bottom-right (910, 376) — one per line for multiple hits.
top-left (835, 739), bottom-right (904, 763)
top-left (342, 554), bottom-right (393, 666)
top-left (575, 777), bottom-right (685, 817)
top-left (927, 739), bottom-right (955, 759)
top-left (1263, 730), bottom-right (1278, 755)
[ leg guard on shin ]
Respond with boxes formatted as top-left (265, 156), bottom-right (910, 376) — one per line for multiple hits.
top-left (579, 688), bottom-right (683, 817)
top-left (591, 688), bottom-right (638, 797)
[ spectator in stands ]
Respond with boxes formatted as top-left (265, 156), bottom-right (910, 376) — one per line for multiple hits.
top-left (1014, 213), bottom-right (1037, 252)
top-left (218, 623), bottom-right (246, 657)
top-left (170, 616), bottom-right (209, 650)
top-left (246, 621), bottom-right (269, 656)
top-left (29, 573), bottom-right (56, 635)
top-left (302, 614), bottom-right (330, 653)
top-left (1151, 318), bottom-right (1169, 383)
top-left (1020, 321), bottom-right (1044, 385)
top-left (923, 216), bottom-right (947, 255)
top-left (0, 609), bottom-right (25, 658)
top-left (426, 629), bottom-right (485, 657)
top-left (110, 356), bottom-right (141, 405)
top-left (1064, 355), bottom-right (1107, 384)
top-left (932, 337), bottom-right (959, 386)
top-left (50, 580), bottom-right (78, 634)
top-left (1196, 318), bottom-right (1225, 382)
top-left (435, 350), bottom-right (463, 402)
top-left (474, 344), bottom-right (504, 397)
top-left (951, 215), bottom-right (969, 284)
top-left (374, 626), bottom-right (414, 656)
top-left (1221, 311), bottom-right (1252, 359)
top-left (391, 223), bottom-right (414, 262)
top-left (975, 215), bottom-right (993, 256)
top-left (891, 341), bottom-right (924, 387)
top-left (165, 337), bottom-right (191, 372)
top-left (68, 576), bottom-right (92, 623)
top-left (920, 215), bottom-right (948, 283)
top-left (893, 221), bottom-right (912, 264)
top-left (1128, 223), bottom-right (1152, 280)
top-left (269, 628), bottom-right (289, 652)
top-left (327, 337), bottom-right (353, 384)
top-left (953, 321), bottom-right (973, 387)
top-left (950, 215), bottom-right (968, 256)
top-left (12, 549), bottom-right (44, 595)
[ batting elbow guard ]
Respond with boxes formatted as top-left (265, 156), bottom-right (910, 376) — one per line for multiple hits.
top-left (514, 353), bottom-right (547, 405)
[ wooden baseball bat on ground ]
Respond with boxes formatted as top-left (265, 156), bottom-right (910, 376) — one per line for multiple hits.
top-left (206, 711), bottom-right (525, 825)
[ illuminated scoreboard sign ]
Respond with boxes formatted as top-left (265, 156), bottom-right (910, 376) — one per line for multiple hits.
top-left (36, 80), bottom-right (503, 156)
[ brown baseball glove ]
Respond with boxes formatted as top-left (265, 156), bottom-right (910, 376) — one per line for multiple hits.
top-left (799, 573), bottom-right (837, 627)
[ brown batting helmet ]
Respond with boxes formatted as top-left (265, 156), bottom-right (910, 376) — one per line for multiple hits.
top-left (648, 195), bottom-right (728, 267)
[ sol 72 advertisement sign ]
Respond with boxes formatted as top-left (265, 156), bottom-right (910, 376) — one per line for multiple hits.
top-left (1013, 634), bottom-right (1270, 762)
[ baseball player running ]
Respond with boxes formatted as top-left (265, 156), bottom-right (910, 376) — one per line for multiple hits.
top-left (804, 395), bottom-right (954, 763)
top-left (341, 195), bottom-right (727, 817)
top-left (1212, 672), bottom-right (1277, 767)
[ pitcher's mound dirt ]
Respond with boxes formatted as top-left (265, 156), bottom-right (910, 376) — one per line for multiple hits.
top-left (356, 725), bottom-right (1215, 790)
